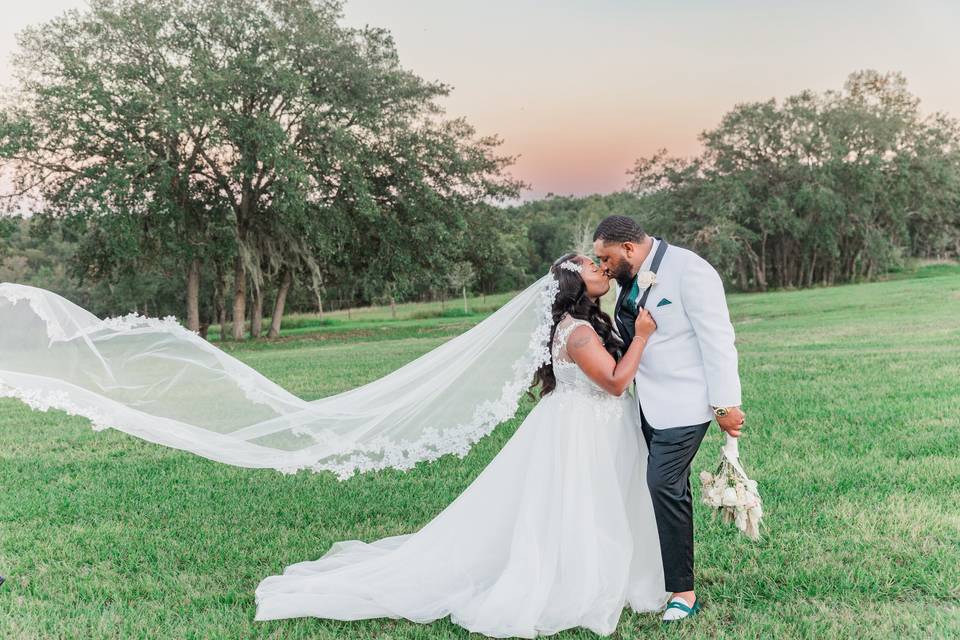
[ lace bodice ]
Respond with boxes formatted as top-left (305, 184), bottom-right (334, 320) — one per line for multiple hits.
top-left (551, 314), bottom-right (615, 399)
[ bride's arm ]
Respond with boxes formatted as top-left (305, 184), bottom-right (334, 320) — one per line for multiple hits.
top-left (566, 311), bottom-right (657, 396)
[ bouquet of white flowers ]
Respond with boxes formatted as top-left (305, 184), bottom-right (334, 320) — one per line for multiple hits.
top-left (699, 434), bottom-right (763, 540)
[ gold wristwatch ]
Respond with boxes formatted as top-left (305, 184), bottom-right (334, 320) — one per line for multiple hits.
top-left (712, 406), bottom-right (731, 418)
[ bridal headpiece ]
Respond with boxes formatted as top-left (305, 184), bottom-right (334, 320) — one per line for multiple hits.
top-left (559, 260), bottom-right (582, 273)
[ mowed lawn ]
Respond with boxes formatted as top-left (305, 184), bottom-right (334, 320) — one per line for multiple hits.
top-left (1, 266), bottom-right (959, 639)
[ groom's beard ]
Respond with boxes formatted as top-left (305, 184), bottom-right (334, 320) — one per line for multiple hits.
top-left (612, 261), bottom-right (634, 287)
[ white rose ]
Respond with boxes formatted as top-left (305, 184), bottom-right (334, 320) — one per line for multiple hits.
top-left (699, 470), bottom-right (713, 485)
top-left (721, 487), bottom-right (738, 506)
top-left (637, 270), bottom-right (657, 287)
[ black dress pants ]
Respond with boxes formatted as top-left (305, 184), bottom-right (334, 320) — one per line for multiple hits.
top-left (639, 404), bottom-right (710, 593)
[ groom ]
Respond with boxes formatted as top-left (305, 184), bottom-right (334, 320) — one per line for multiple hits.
top-left (592, 215), bottom-right (745, 622)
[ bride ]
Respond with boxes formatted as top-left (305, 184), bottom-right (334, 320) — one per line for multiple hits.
top-left (254, 253), bottom-right (670, 637)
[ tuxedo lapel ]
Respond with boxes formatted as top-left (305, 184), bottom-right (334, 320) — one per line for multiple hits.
top-left (636, 237), bottom-right (669, 310)
top-left (614, 281), bottom-right (630, 339)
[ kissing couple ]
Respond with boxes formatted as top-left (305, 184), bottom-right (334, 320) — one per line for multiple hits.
top-left (254, 214), bottom-right (746, 636)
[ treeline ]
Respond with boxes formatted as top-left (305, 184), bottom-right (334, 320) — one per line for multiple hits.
top-left (0, 209), bottom-right (533, 324)
top-left (1, 3), bottom-right (957, 332)
top-left (628, 71), bottom-right (960, 291)
top-left (0, 0), bottom-right (525, 338)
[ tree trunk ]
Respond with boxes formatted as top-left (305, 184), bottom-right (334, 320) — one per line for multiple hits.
top-left (316, 290), bottom-right (324, 322)
top-left (760, 231), bottom-right (768, 289)
top-left (251, 286), bottom-right (263, 338)
top-left (793, 245), bottom-right (802, 287)
top-left (217, 305), bottom-right (228, 340)
top-left (186, 257), bottom-right (201, 332)
top-left (462, 286), bottom-right (468, 313)
top-left (268, 268), bottom-right (292, 339)
top-left (778, 239), bottom-right (787, 288)
top-left (215, 264), bottom-right (229, 340)
top-left (232, 255), bottom-right (246, 340)
top-left (737, 259), bottom-right (749, 290)
top-left (390, 296), bottom-right (396, 320)
top-left (742, 241), bottom-right (766, 292)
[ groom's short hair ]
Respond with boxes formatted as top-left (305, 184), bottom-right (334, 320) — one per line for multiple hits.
top-left (593, 215), bottom-right (646, 244)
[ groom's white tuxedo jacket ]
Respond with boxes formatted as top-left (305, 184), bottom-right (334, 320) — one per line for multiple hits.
top-left (614, 240), bottom-right (742, 429)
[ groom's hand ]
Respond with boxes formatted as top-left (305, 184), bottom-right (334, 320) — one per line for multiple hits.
top-left (717, 407), bottom-right (745, 437)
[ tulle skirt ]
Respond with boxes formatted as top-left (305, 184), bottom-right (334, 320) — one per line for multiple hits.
top-left (254, 388), bottom-right (670, 638)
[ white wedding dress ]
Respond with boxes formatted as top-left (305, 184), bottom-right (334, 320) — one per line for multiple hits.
top-left (254, 314), bottom-right (671, 637)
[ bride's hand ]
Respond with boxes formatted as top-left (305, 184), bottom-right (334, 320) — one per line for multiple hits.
top-left (634, 308), bottom-right (657, 340)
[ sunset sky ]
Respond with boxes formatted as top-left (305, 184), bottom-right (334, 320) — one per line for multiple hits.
top-left (2, 1), bottom-right (958, 200)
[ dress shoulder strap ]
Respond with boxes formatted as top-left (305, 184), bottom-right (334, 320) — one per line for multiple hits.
top-left (553, 315), bottom-right (593, 353)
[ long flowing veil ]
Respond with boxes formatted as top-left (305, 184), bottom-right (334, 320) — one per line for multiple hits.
top-left (0, 275), bottom-right (558, 479)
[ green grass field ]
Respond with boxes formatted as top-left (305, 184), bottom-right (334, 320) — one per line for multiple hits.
top-left (205, 289), bottom-right (519, 343)
top-left (2, 266), bottom-right (959, 639)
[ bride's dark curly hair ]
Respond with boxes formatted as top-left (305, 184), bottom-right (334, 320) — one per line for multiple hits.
top-left (529, 253), bottom-right (624, 397)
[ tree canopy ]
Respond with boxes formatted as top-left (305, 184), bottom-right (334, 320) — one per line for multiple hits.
top-left (0, 0), bottom-right (523, 336)
top-left (628, 71), bottom-right (960, 290)
top-left (2, 19), bottom-right (958, 332)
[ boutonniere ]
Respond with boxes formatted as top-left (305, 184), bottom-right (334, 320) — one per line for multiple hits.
top-left (637, 270), bottom-right (657, 288)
